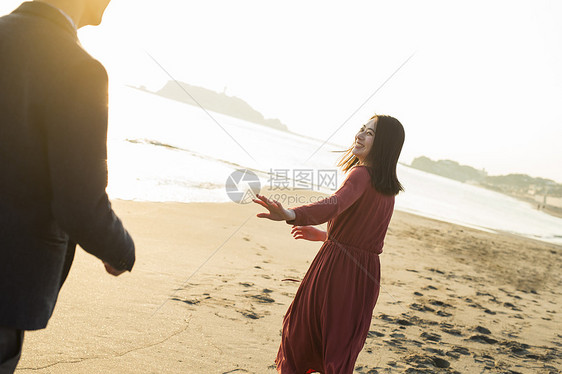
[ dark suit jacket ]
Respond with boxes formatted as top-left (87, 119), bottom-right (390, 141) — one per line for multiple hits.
top-left (0, 2), bottom-right (135, 330)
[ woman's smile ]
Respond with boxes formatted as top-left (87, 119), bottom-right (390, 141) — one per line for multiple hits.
top-left (354, 141), bottom-right (365, 149)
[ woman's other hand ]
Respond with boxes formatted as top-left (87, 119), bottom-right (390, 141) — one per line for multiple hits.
top-left (291, 225), bottom-right (327, 242)
top-left (253, 194), bottom-right (296, 221)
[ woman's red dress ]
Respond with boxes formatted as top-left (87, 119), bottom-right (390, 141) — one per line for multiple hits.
top-left (275, 166), bottom-right (395, 374)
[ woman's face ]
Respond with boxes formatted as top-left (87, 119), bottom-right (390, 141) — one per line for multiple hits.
top-left (352, 118), bottom-right (377, 164)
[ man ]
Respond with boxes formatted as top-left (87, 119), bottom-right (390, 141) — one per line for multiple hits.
top-left (0, 1), bottom-right (135, 372)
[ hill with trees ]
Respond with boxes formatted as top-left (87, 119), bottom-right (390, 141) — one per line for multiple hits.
top-left (410, 156), bottom-right (562, 217)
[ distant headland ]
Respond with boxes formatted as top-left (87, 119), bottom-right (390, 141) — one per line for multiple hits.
top-left (130, 81), bottom-right (349, 149)
top-left (409, 156), bottom-right (562, 218)
top-left (132, 81), bottom-right (289, 132)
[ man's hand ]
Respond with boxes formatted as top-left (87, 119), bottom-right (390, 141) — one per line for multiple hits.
top-left (103, 261), bottom-right (126, 276)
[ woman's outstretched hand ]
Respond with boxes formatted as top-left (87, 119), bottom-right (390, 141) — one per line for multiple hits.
top-left (253, 194), bottom-right (296, 221)
top-left (291, 225), bottom-right (327, 242)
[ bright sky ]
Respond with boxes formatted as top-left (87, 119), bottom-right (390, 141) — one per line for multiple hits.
top-left (2, 0), bottom-right (561, 182)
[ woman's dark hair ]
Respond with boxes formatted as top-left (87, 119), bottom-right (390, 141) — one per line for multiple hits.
top-left (336, 114), bottom-right (405, 196)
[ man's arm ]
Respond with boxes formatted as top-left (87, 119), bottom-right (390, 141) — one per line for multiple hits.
top-left (43, 59), bottom-right (135, 272)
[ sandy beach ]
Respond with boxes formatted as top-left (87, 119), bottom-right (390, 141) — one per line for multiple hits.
top-left (15, 190), bottom-right (562, 374)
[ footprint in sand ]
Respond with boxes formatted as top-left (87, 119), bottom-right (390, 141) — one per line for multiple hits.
top-left (428, 299), bottom-right (454, 308)
top-left (366, 330), bottom-right (385, 338)
top-left (440, 322), bottom-right (463, 336)
top-left (354, 365), bottom-right (380, 373)
top-left (423, 347), bottom-right (445, 356)
top-left (237, 308), bottom-right (266, 320)
top-left (383, 338), bottom-right (407, 351)
top-left (420, 332), bottom-right (441, 342)
top-left (410, 298), bottom-right (454, 317)
top-left (249, 293), bottom-right (275, 304)
top-left (410, 303), bottom-right (435, 313)
top-left (421, 285), bottom-right (438, 291)
top-left (474, 325), bottom-right (491, 335)
top-left (468, 334), bottom-right (498, 344)
top-left (427, 268), bottom-right (445, 275)
top-left (403, 354), bottom-right (451, 370)
top-left (171, 297), bottom-right (200, 306)
top-left (447, 346), bottom-right (470, 359)
top-left (503, 301), bottom-right (522, 311)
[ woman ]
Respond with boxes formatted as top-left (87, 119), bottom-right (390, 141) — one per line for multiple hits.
top-left (253, 114), bottom-right (405, 374)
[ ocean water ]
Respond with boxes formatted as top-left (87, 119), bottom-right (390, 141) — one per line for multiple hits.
top-left (106, 85), bottom-right (562, 245)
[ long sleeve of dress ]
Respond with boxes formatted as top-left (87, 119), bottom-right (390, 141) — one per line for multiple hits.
top-left (286, 166), bottom-right (370, 226)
